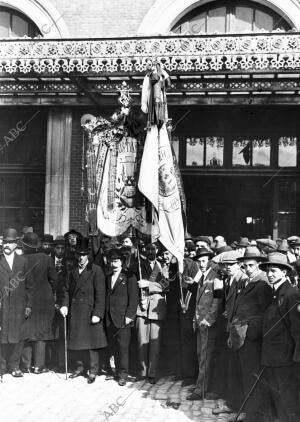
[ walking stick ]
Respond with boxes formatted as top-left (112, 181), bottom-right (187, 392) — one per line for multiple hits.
top-left (233, 367), bottom-right (265, 422)
top-left (63, 315), bottom-right (68, 380)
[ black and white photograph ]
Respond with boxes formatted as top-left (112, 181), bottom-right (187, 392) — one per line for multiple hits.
top-left (0, 1), bottom-right (300, 421)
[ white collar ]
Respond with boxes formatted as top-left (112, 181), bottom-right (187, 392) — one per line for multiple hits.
top-left (4, 252), bottom-right (15, 270)
top-left (272, 278), bottom-right (286, 292)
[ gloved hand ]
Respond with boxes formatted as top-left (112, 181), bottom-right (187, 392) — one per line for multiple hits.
top-left (60, 306), bottom-right (68, 317)
top-left (91, 315), bottom-right (100, 324)
top-left (25, 307), bottom-right (31, 319)
top-left (125, 317), bottom-right (133, 326)
top-left (138, 279), bottom-right (150, 289)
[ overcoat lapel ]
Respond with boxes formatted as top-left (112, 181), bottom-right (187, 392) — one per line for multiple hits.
top-left (111, 272), bottom-right (125, 292)
top-left (196, 268), bottom-right (212, 304)
top-left (0, 255), bottom-right (12, 276)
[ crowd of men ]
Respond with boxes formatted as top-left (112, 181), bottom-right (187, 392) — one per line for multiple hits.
top-left (1, 226), bottom-right (300, 422)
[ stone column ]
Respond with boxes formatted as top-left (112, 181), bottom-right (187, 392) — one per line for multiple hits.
top-left (44, 108), bottom-right (72, 237)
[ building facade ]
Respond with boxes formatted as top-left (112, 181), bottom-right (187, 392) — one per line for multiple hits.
top-left (0, 0), bottom-right (299, 241)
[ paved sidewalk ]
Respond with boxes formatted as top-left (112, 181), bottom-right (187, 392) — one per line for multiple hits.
top-left (0, 373), bottom-right (233, 422)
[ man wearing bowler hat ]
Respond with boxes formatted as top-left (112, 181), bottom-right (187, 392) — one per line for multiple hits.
top-left (105, 248), bottom-right (138, 386)
top-left (60, 237), bottom-right (107, 383)
top-left (21, 232), bottom-right (58, 374)
top-left (259, 252), bottom-right (300, 422)
top-left (0, 228), bottom-right (33, 377)
top-left (224, 247), bottom-right (273, 422)
top-left (187, 247), bottom-right (223, 400)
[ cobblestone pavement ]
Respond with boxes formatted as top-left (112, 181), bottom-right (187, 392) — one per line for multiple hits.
top-left (0, 373), bottom-right (233, 422)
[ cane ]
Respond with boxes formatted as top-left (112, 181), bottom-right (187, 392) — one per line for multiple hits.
top-left (63, 315), bottom-right (68, 380)
top-left (202, 325), bottom-right (208, 403)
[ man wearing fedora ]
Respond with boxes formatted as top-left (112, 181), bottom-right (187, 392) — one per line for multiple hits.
top-left (0, 228), bottom-right (33, 377)
top-left (105, 248), bottom-right (138, 386)
top-left (224, 247), bottom-right (273, 422)
top-left (60, 237), bottom-right (107, 384)
top-left (21, 232), bottom-right (58, 374)
top-left (259, 252), bottom-right (300, 422)
top-left (187, 247), bottom-right (223, 401)
top-left (213, 250), bottom-right (248, 417)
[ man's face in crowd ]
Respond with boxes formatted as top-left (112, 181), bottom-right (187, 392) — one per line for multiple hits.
top-left (101, 236), bottom-right (111, 253)
top-left (195, 241), bottom-right (210, 249)
top-left (197, 255), bottom-right (210, 273)
top-left (225, 262), bottom-right (239, 276)
top-left (42, 242), bottom-right (52, 254)
top-left (68, 234), bottom-right (77, 246)
top-left (292, 246), bottom-right (300, 258)
top-left (55, 245), bottom-right (65, 259)
top-left (243, 259), bottom-right (259, 278)
top-left (163, 250), bottom-right (173, 265)
top-left (2, 241), bottom-right (17, 255)
top-left (110, 258), bottom-right (122, 272)
top-left (122, 237), bottom-right (133, 247)
top-left (145, 244), bottom-right (157, 261)
top-left (266, 266), bottom-right (286, 284)
top-left (77, 254), bottom-right (89, 267)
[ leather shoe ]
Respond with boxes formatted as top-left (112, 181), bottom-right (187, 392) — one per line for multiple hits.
top-left (118, 378), bottom-right (127, 386)
top-left (69, 370), bottom-right (83, 379)
top-left (105, 374), bottom-right (115, 380)
top-left (11, 369), bottom-right (23, 378)
top-left (187, 386), bottom-right (195, 393)
top-left (186, 392), bottom-right (202, 401)
top-left (87, 375), bottom-right (96, 384)
top-left (181, 377), bottom-right (195, 387)
top-left (32, 367), bottom-right (49, 374)
top-left (148, 377), bottom-right (156, 384)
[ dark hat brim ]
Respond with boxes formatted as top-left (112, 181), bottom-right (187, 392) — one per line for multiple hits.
top-left (193, 250), bottom-right (214, 260)
top-left (20, 239), bottom-right (41, 249)
top-left (3, 237), bottom-right (19, 242)
top-left (237, 255), bottom-right (267, 262)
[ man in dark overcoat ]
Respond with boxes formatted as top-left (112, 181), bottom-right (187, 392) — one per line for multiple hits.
top-left (259, 252), bottom-right (300, 422)
top-left (187, 247), bottom-right (223, 400)
top-left (105, 248), bottom-right (138, 386)
top-left (60, 237), bottom-right (107, 384)
top-left (21, 232), bottom-right (58, 373)
top-left (0, 228), bottom-right (33, 377)
top-left (226, 247), bottom-right (273, 422)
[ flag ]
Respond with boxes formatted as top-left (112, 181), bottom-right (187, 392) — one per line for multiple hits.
top-left (138, 124), bottom-right (185, 272)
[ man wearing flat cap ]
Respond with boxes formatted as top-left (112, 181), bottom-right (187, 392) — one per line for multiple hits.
top-left (0, 228), bottom-right (33, 377)
top-left (225, 247), bottom-right (273, 422)
top-left (187, 247), bottom-right (223, 400)
top-left (60, 237), bottom-right (107, 384)
top-left (260, 253), bottom-right (300, 422)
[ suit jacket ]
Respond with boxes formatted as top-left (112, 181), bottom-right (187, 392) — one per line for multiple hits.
top-left (0, 253), bottom-right (33, 343)
top-left (194, 267), bottom-right (222, 327)
top-left (106, 269), bottom-right (138, 328)
top-left (136, 259), bottom-right (169, 321)
top-left (225, 269), bottom-right (248, 330)
top-left (62, 262), bottom-right (107, 350)
top-left (262, 280), bottom-right (300, 367)
top-left (232, 271), bottom-right (273, 341)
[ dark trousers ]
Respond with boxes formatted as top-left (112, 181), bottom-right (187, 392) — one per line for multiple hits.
top-left (106, 322), bottom-right (131, 379)
top-left (194, 325), bottom-right (218, 395)
top-left (136, 316), bottom-right (162, 378)
top-left (22, 341), bottom-right (46, 369)
top-left (0, 342), bottom-right (24, 372)
top-left (179, 314), bottom-right (197, 379)
top-left (71, 349), bottom-right (100, 375)
top-left (264, 366), bottom-right (300, 422)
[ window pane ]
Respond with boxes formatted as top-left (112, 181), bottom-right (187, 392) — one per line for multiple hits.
top-left (254, 10), bottom-right (274, 31)
top-left (190, 12), bottom-right (206, 34)
top-left (234, 7), bottom-right (253, 32)
top-left (278, 137), bottom-right (297, 167)
top-left (172, 136), bottom-right (180, 162)
top-left (232, 140), bottom-right (251, 167)
top-left (12, 15), bottom-right (29, 37)
top-left (186, 137), bottom-right (204, 166)
top-left (207, 7), bottom-right (226, 33)
top-left (253, 138), bottom-right (270, 167)
top-left (0, 11), bottom-right (10, 38)
top-left (206, 137), bottom-right (224, 167)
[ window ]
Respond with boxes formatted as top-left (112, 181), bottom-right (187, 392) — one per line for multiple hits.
top-left (172, 0), bottom-right (291, 34)
top-left (186, 136), bottom-right (224, 167)
top-left (278, 137), bottom-right (298, 167)
top-left (232, 138), bottom-right (270, 167)
top-left (0, 7), bottom-right (41, 38)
